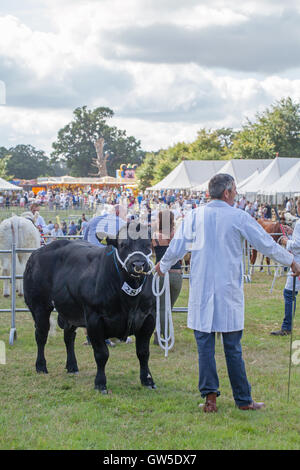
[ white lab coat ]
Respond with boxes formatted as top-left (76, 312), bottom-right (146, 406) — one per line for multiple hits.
top-left (159, 200), bottom-right (294, 333)
top-left (285, 218), bottom-right (300, 291)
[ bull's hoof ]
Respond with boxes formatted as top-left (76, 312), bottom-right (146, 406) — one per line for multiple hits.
top-left (36, 367), bottom-right (48, 374)
top-left (66, 365), bottom-right (79, 374)
top-left (18, 293), bottom-right (24, 297)
top-left (144, 383), bottom-right (157, 390)
top-left (141, 374), bottom-right (157, 390)
top-left (68, 371), bottom-right (79, 375)
top-left (95, 385), bottom-right (108, 394)
top-left (4, 294), bottom-right (10, 298)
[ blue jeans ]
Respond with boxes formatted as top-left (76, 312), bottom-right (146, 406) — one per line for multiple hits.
top-left (282, 288), bottom-right (298, 331)
top-left (194, 330), bottom-right (252, 407)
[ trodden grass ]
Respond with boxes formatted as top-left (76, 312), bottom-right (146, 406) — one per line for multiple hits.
top-left (0, 271), bottom-right (300, 450)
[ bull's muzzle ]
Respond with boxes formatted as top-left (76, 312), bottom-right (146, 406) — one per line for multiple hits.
top-left (132, 261), bottom-right (147, 274)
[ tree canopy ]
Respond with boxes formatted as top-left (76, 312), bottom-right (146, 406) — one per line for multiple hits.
top-left (51, 106), bottom-right (144, 177)
top-left (0, 145), bottom-right (53, 180)
top-left (231, 97), bottom-right (300, 159)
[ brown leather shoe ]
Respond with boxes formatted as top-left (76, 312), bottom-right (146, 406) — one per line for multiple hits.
top-left (270, 330), bottom-right (291, 336)
top-left (203, 393), bottom-right (218, 413)
top-left (238, 401), bottom-right (265, 410)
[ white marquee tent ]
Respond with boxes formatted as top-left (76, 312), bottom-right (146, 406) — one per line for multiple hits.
top-left (193, 159), bottom-right (270, 191)
top-left (148, 160), bottom-right (225, 190)
top-left (260, 160), bottom-right (300, 201)
top-left (0, 178), bottom-right (23, 191)
top-left (237, 170), bottom-right (259, 191)
top-left (238, 157), bottom-right (300, 200)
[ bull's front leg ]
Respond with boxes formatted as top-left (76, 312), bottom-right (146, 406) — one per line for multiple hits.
top-left (86, 312), bottom-right (109, 394)
top-left (135, 314), bottom-right (156, 390)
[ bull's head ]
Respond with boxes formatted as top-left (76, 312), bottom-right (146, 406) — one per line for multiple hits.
top-left (106, 222), bottom-right (153, 277)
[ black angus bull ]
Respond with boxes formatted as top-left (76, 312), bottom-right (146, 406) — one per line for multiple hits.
top-left (23, 222), bottom-right (157, 393)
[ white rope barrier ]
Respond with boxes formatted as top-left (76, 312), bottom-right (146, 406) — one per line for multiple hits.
top-left (152, 271), bottom-right (175, 357)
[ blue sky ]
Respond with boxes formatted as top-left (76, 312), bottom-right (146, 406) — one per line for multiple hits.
top-left (0, 0), bottom-right (299, 154)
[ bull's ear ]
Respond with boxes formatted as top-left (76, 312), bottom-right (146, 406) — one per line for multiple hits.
top-left (95, 235), bottom-right (107, 245)
top-left (105, 235), bottom-right (118, 248)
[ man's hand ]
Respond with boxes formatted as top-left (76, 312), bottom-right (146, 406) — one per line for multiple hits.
top-left (155, 261), bottom-right (165, 277)
top-left (280, 236), bottom-right (288, 247)
top-left (291, 260), bottom-right (300, 277)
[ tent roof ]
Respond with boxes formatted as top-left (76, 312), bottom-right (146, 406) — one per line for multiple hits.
top-left (192, 159), bottom-right (270, 191)
top-left (0, 178), bottom-right (23, 191)
top-left (148, 160), bottom-right (225, 190)
top-left (261, 160), bottom-right (300, 195)
top-left (217, 159), bottom-right (270, 183)
top-left (237, 170), bottom-right (259, 191)
top-left (239, 157), bottom-right (300, 194)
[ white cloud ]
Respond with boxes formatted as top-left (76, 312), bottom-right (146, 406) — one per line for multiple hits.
top-left (0, 80), bottom-right (5, 104)
top-left (0, 106), bottom-right (72, 152)
top-left (0, 0), bottom-right (299, 155)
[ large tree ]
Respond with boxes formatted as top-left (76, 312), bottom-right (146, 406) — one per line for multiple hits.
top-left (5, 144), bottom-right (52, 179)
top-left (135, 152), bottom-right (157, 190)
top-left (51, 106), bottom-right (144, 177)
top-left (0, 154), bottom-right (13, 179)
top-left (231, 97), bottom-right (300, 159)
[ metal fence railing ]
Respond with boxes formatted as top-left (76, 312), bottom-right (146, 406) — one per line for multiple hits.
top-left (1, 233), bottom-right (285, 344)
top-left (0, 235), bottom-right (84, 345)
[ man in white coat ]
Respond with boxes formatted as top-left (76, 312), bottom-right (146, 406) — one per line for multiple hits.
top-left (155, 174), bottom-right (300, 412)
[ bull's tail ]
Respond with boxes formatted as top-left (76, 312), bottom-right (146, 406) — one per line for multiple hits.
top-left (10, 215), bottom-right (24, 250)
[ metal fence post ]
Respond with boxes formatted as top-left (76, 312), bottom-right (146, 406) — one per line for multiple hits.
top-left (9, 242), bottom-right (17, 345)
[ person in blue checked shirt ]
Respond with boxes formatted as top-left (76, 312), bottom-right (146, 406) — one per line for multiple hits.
top-left (271, 198), bottom-right (300, 336)
top-left (155, 174), bottom-right (300, 413)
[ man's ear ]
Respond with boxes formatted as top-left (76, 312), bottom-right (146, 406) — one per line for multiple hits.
top-left (223, 189), bottom-right (229, 201)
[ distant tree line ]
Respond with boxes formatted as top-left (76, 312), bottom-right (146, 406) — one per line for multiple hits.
top-left (0, 145), bottom-right (66, 180)
top-left (0, 98), bottom-right (299, 184)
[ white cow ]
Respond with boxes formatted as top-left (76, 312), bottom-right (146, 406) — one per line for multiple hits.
top-left (0, 213), bottom-right (41, 296)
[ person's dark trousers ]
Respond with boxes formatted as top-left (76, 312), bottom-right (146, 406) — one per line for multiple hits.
top-left (194, 330), bottom-right (252, 407)
top-left (282, 288), bottom-right (298, 331)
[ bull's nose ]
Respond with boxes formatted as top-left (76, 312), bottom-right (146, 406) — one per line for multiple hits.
top-left (132, 261), bottom-right (146, 272)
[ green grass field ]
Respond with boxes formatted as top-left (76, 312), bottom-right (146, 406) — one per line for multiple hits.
top-left (0, 268), bottom-right (300, 450)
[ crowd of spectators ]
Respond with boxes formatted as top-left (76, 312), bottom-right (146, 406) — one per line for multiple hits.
top-left (0, 187), bottom-right (205, 211)
top-left (1, 187), bottom-right (299, 240)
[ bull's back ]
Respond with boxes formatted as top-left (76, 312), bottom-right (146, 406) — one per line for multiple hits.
top-left (24, 240), bottom-right (104, 321)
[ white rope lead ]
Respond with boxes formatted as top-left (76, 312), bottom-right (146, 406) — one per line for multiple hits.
top-left (152, 271), bottom-right (175, 357)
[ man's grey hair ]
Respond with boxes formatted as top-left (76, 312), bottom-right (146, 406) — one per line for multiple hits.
top-left (208, 173), bottom-right (235, 199)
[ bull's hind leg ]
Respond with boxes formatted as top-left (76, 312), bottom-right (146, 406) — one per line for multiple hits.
top-left (86, 313), bottom-right (109, 393)
top-left (64, 325), bottom-right (79, 374)
top-left (33, 306), bottom-right (53, 373)
top-left (135, 315), bottom-right (156, 390)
